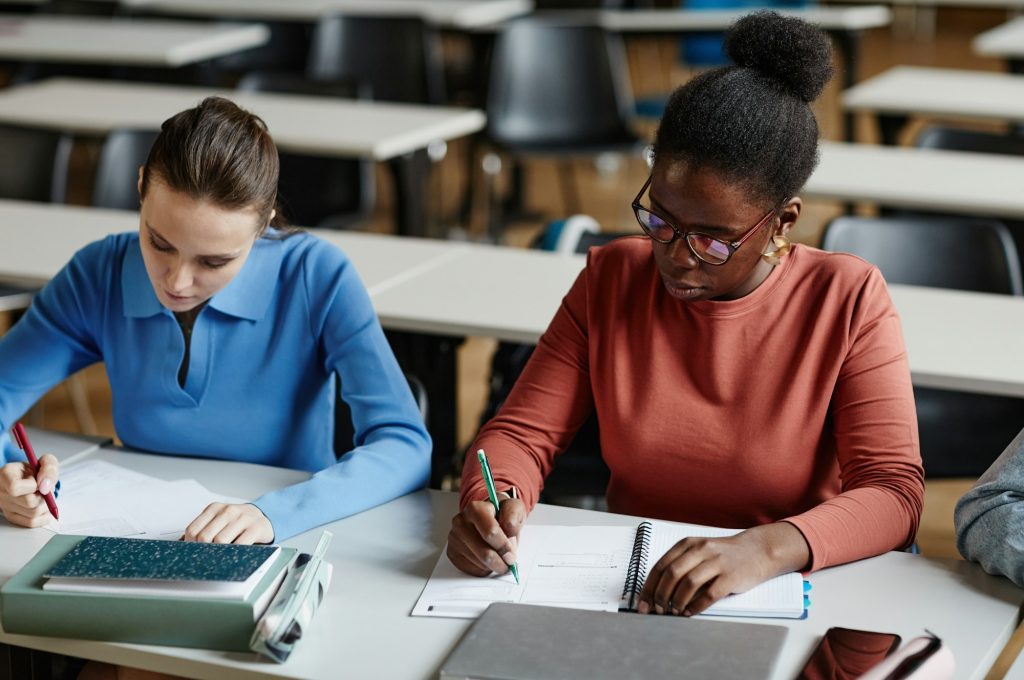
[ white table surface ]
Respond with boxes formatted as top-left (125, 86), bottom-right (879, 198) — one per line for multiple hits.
top-left (974, 17), bottom-right (1024, 59)
top-left (807, 141), bottom-right (1024, 221)
top-left (476, 5), bottom-right (892, 32)
top-left (829, 0), bottom-right (1024, 9)
top-left (0, 200), bottom-right (461, 293)
top-left (3, 199), bottom-right (1024, 398)
top-left (119, 0), bottom-right (532, 29)
top-left (0, 15), bottom-right (269, 66)
top-left (0, 77), bottom-right (486, 161)
top-left (0, 446), bottom-right (1020, 679)
top-left (842, 65), bottom-right (1024, 123)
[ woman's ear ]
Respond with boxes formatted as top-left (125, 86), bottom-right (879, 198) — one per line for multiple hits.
top-left (775, 197), bottom-right (802, 238)
top-left (136, 166), bottom-right (144, 199)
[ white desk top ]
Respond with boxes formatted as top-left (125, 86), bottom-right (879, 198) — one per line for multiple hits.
top-left (829, 0), bottom-right (1024, 9)
top-left (842, 65), bottom-right (1024, 123)
top-left (120, 0), bottom-right (532, 29)
top-left (482, 5), bottom-right (891, 32)
top-left (807, 141), bottom-right (1024, 221)
top-left (974, 17), bottom-right (1024, 59)
top-left (0, 16), bottom-right (269, 66)
top-left (0, 200), bottom-right (461, 293)
top-left (2, 199), bottom-right (1024, 398)
top-left (0, 446), bottom-right (1020, 679)
top-left (0, 78), bottom-right (485, 161)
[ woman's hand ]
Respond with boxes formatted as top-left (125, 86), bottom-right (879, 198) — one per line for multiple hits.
top-left (0, 455), bottom-right (59, 528)
top-left (183, 502), bottom-right (273, 544)
top-left (446, 493), bottom-right (526, 577)
top-left (637, 522), bottom-right (810, 616)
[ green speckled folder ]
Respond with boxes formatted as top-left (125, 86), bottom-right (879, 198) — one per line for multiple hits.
top-left (45, 536), bottom-right (276, 581)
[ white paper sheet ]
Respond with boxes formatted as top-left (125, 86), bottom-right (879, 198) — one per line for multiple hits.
top-left (47, 460), bottom-right (245, 540)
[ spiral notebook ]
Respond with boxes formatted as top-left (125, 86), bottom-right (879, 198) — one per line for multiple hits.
top-left (413, 521), bottom-right (807, 620)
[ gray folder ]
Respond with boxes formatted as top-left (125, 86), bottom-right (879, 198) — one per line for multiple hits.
top-left (440, 603), bottom-right (788, 680)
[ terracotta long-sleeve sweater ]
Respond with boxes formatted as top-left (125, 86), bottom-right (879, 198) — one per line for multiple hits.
top-left (461, 238), bottom-right (924, 570)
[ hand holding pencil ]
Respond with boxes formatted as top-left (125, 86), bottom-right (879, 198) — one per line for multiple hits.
top-left (445, 448), bottom-right (526, 580)
top-left (0, 423), bottom-right (60, 527)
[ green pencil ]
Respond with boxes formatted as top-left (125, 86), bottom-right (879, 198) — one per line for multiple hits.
top-left (477, 449), bottom-right (520, 584)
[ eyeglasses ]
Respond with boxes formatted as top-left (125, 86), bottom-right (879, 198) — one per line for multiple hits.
top-left (631, 175), bottom-right (779, 266)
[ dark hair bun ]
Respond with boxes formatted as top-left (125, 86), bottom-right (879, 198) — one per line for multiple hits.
top-left (723, 11), bottom-right (833, 103)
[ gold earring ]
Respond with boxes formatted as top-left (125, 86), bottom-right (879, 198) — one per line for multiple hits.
top-left (762, 235), bottom-right (792, 265)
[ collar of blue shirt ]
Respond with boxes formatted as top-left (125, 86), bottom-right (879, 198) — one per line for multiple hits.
top-left (121, 234), bottom-right (285, 322)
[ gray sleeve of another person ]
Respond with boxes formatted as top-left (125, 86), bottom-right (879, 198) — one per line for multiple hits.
top-left (955, 426), bottom-right (1024, 586)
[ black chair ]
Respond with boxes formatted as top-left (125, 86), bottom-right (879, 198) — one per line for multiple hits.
top-left (334, 374), bottom-right (429, 458)
top-left (913, 125), bottom-right (1024, 271)
top-left (480, 229), bottom-right (637, 508)
top-left (483, 18), bottom-right (644, 232)
top-left (208, 22), bottom-right (311, 82)
top-left (821, 215), bottom-right (1023, 295)
top-left (821, 214), bottom-right (1024, 477)
top-left (0, 125), bottom-right (72, 203)
top-left (307, 15), bottom-right (445, 105)
top-left (235, 71), bottom-right (376, 230)
top-left (92, 129), bottom-right (159, 210)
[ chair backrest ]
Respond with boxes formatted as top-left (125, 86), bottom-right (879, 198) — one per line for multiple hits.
top-left (821, 215), bottom-right (1024, 296)
top-left (308, 15), bottom-right (445, 105)
top-left (0, 125), bottom-right (71, 203)
top-left (915, 126), bottom-right (1024, 157)
top-left (574, 230), bottom-right (639, 254)
top-left (334, 373), bottom-right (428, 457)
top-left (236, 71), bottom-right (375, 229)
top-left (209, 21), bottom-right (311, 76)
top-left (92, 129), bottom-right (159, 210)
top-left (486, 18), bottom-right (637, 148)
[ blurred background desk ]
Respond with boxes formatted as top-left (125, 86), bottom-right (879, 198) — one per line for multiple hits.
top-left (842, 66), bottom-right (1024, 144)
top-left (0, 15), bottom-right (269, 67)
top-left (0, 77), bottom-right (486, 237)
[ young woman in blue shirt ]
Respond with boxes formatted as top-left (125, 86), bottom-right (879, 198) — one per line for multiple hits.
top-left (0, 97), bottom-right (431, 543)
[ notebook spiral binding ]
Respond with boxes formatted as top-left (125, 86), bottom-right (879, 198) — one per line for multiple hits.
top-left (622, 520), bottom-right (653, 610)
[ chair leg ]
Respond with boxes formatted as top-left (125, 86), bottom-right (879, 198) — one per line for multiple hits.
top-left (66, 372), bottom-right (99, 436)
top-left (482, 151), bottom-right (503, 242)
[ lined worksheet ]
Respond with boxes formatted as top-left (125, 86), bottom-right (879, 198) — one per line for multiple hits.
top-left (411, 525), bottom-right (635, 618)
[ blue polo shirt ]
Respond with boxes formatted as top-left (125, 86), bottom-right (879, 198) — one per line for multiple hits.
top-left (0, 231), bottom-right (431, 540)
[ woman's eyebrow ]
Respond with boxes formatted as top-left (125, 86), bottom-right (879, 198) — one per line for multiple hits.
top-left (146, 223), bottom-right (242, 259)
top-left (648, 196), bottom-right (732, 235)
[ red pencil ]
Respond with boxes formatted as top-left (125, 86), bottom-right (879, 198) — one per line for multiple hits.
top-left (11, 423), bottom-right (59, 520)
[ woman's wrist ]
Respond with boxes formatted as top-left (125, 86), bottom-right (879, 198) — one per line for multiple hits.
top-left (740, 521), bottom-right (812, 576)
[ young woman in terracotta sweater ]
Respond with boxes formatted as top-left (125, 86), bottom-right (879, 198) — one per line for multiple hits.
top-left (447, 11), bottom-right (924, 616)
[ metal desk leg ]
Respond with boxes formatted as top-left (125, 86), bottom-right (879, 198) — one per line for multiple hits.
top-left (878, 114), bottom-right (909, 146)
top-left (388, 149), bottom-right (431, 238)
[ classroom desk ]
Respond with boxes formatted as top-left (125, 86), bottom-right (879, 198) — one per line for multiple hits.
top-left (119, 0), bottom-right (532, 30)
top-left (0, 77), bottom-right (486, 238)
top-left (0, 446), bottom-right (1022, 679)
top-left (0, 15), bottom-right (269, 67)
top-left (842, 65), bottom-right (1024, 144)
top-left (974, 17), bottom-right (1024, 73)
top-left (807, 141), bottom-right (1024, 221)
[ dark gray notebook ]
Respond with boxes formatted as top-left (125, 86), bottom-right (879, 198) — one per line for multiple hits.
top-left (440, 603), bottom-right (788, 680)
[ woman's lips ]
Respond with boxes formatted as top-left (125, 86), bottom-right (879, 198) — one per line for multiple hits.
top-left (662, 278), bottom-right (706, 300)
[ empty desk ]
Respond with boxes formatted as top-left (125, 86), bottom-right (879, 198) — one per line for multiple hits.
top-left (807, 141), bottom-right (1024, 221)
top-left (0, 77), bottom-right (486, 238)
top-left (119, 0), bottom-right (533, 29)
top-left (842, 65), bottom-right (1024, 143)
top-left (0, 15), bottom-right (269, 67)
top-left (974, 17), bottom-right (1024, 72)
